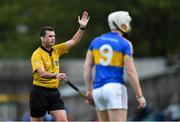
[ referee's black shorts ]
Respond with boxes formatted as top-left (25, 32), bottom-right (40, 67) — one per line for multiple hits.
top-left (30, 85), bottom-right (65, 118)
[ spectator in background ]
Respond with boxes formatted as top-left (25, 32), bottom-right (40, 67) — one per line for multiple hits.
top-left (30, 11), bottom-right (89, 121)
top-left (84, 11), bottom-right (146, 121)
top-left (22, 111), bottom-right (30, 121)
top-left (22, 112), bottom-right (54, 121)
top-left (164, 91), bottom-right (180, 121)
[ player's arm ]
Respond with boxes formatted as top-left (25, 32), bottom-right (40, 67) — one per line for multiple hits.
top-left (124, 55), bottom-right (146, 108)
top-left (84, 50), bottom-right (94, 104)
top-left (65, 11), bottom-right (90, 50)
top-left (84, 50), bottom-right (94, 91)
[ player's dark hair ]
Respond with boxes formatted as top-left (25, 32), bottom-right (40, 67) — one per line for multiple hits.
top-left (40, 26), bottom-right (54, 37)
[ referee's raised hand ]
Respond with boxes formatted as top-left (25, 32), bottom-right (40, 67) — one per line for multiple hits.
top-left (78, 11), bottom-right (90, 29)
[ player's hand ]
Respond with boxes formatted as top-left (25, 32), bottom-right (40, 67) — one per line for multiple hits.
top-left (85, 91), bottom-right (94, 106)
top-left (78, 11), bottom-right (90, 28)
top-left (137, 96), bottom-right (146, 109)
top-left (56, 73), bottom-right (68, 81)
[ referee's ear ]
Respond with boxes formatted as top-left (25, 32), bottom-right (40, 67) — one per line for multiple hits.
top-left (40, 37), bottom-right (43, 42)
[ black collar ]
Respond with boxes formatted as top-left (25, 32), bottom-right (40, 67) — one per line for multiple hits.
top-left (40, 46), bottom-right (53, 56)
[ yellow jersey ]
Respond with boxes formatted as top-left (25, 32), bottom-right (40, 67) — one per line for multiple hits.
top-left (31, 43), bottom-right (68, 88)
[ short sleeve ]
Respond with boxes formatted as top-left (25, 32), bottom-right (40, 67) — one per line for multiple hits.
top-left (88, 41), bottom-right (93, 51)
top-left (124, 40), bottom-right (133, 57)
top-left (53, 42), bottom-right (69, 56)
top-left (88, 38), bottom-right (97, 51)
top-left (31, 52), bottom-right (44, 72)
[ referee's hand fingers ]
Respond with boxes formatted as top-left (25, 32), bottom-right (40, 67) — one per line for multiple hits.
top-left (57, 73), bottom-right (68, 81)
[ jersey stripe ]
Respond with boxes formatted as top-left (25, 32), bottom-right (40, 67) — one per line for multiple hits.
top-left (92, 49), bottom-right (124, 67)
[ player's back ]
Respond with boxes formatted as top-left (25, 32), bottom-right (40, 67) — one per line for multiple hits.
top-left (88, 32), bottom-right (132, 89)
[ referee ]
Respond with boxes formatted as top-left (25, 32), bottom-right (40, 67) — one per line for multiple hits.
top-left (30, 11), bottom-right (89, 121)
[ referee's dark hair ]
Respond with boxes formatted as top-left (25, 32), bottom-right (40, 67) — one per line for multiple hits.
top-left (40, 26), bottom-right (54, 37)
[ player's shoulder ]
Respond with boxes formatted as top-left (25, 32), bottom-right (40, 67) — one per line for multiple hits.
top-left (122, 37), bottom-right (133, 53)
top-left (91, 32), bottom-right (109, 43)
top-left (122, 37), bottom-right (132, 47)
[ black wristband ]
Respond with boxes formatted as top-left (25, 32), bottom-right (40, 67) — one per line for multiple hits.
top-left (52, 73), bottom-right (57, 79)
top-left (80, 27), bottom-right (85, 30)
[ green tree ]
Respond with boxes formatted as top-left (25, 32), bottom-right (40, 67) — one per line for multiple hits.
top-left (0, 0), bottom-right (179, 59)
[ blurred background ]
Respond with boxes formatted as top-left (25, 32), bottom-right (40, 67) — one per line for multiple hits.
top-left (0, 0), bottom-right (180, 121)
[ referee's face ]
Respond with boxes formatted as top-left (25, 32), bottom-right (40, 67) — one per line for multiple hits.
top-left (43, 30), bottom-right (56, 47)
